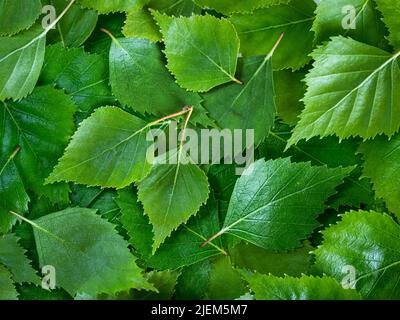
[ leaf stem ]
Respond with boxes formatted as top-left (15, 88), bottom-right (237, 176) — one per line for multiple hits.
top-left (0, 146), bottom-right (21, 177)
top-left (9, 211), bottom-right (65, 244)
top-left (199, 228), bottom-right (227, 248)
top-left (266, 32), bottom-right (285, 60)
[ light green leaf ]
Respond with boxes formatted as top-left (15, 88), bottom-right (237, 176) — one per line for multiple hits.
top-left (40, 44), bottom-right (114, 121)
top-left (137, 152), bottom-right (210, 252)
top-left (242, 273), bottom-right (361, 300)
top-left (1, 86), bottom-right (76, 203)
top-left (202, 55), bottom-right (276, 146)
top-left (33, 207), bottom-right (154, 296)
top-left (229, 0), bottom-right (316, 70)
top-left (358, 134), bottom-right (400, 218)
top-left (133, 270), bottom-right (180, 300)
top-left (0, 264), bottom-right (18, 300)
top-left (109, 37), bottom-right (212, 126)
top-left (0, 0), bottom-right (41, 36)
top-left (78, 0), bottom-right (148, 13)
top-left (153, 12), bottom-right (241, 92)
top-left (208, 158), bottom-right (352, 250)
top-left (288, 36), bottom-right (400, 147)
top-left (122, 10), bottom-right (161, 42)
top-left (0, 25), bottom-right (46, 101)
top-left (313, 0), bottom-right (390, 49)
top-left (48, 0), bottom-right (98, 47)
top-left (47, 106), bottom-right (152, 189)
top-left (375, 0), bottom-right (400, 50)
top-left (315, 210), bottom-right (400, 299)
top-left (0, 233), bottom-right (39, 284)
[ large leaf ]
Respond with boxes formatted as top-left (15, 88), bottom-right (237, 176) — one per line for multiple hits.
top-left (0, 0), bottom-right (41, 36)
top-left (1, 86), bottom-right (76, 203)
top-left (313, 0), bottom-right (389, 49)
top-left (48, 0), bottom-right (98, 47)
top-left (315, 210), bottom-right (400, 299)
top-left (153, 12), bottom-right (240, 92)
top-left (32, 207), bottom-right (154, 296)
top-left (108, 37), bottom-right (211, 126)
top-left (202, 55), bottom-right (276, 146)
top-left (229, 0), bottom-right (316, 70)
top-left (137, 151), bottom-right (210, 252)
top-left (40, 44), bottom-right (114, 120)
top-left (0, 233), bottom-right (39, 284)
top-left (288, 36), bottom-right (400, 147)
top-left (358, 134), bottom-right (400, 218)
top-left (0, 264), bottom-right (18, 300)
top-left (118, 189), bottom-right (224, 269)
top-left (0, 25), bottom-right (46, 101)
top-left (242, 273), bottom-right (361, 300)
top-left (47, 106), bottom-right (152, 189)
top-left (78, 0), bottom-right (148, 13)
top-left (375, 0), bottom-right (400, 51)
top-left (206, 158), bottom-right (352, 250)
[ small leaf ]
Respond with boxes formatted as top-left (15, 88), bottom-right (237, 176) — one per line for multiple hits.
top-left (122, 10), bottom-right (161, 42)
top-left (33, 207), bottom-right (154, 296)
top-left (47, 106), bottom-right (152, 189)
top-left (137, 151), bottom-right (210, 252)
top-left (375, 0), bottom-right (400, 51)
top-left (153, 12), bottom-right (241, 92)
top-left (242, 273), bottom-right (361, 300)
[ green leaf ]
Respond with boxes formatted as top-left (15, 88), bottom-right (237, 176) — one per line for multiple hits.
top-left (118, 189), bottom-right (224, 268)
top-left (288, 36), bottom-right (400, 147)
top-left (175, 260), bottom-right (211, 299)
top-left (40, 44), bottom-right (115, 121)
top-left (312, 0), bottom-right (390, 49)
top-left (137, 153), bottom-right (210, 251)
top-left (202, 55), bottom-right (276, 146)
top-left (149, 0), bottom-right (201, 16)
top-left (208, 158), bottom-right (352, 250)
top-left (0, 155), bottom-right (29, 234)
top-left (108, 37), bottom-right (212, 126)
top-left (0, 233), bottom-right (39, 284)
top-left (17, 284), bottom-right (72, 300)
top-left (122, 10), bottom-right (161, 42)
top-left (78, 0), bottom-right (148, 13)
top-left (47, 106), bottom-right (152, 189)
top-left (205, 256), bottom-right (246, 300)
top-left (314, 210), bottom-right (400, 299)
top-left (0, 264), bottom-right (18, 300)
top-left (0, 25), bottom-right (46, 101)
top-left (0, 0), bottom-right (42, 36)
top-left (48, 0), bottom-right (98, 47)
top-left (375, 0), bottom-right (400, 50)
top-left (194, 0), bottom-right (289, 15)
top-left (230, 242), bottom-right (313, 276)
top-left (1, 86), bottom-right (76, 203)
top-left (132, 270), bottom-right (180, 300)
top-left (33, 207), bottom-right (154, 296)
top-left (242, 273), bottom-right (361, 300)
top-left (229, 0), bottom-right (316, 70)
top-left (358, 134), bottom-right (400, 218)
top-left (153, 12), bottom-right (241, 92)
top-left (274, 69), bottom-right (305, 125)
